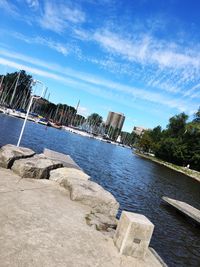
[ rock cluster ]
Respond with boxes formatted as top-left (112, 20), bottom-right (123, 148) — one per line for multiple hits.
top-left (50, 167), bottom-right (119, 236)
top-left (0, 144), bottom-right (35, 168)
top-left (0, 144), bottom-right (119, 236)
top-left (12, 154), bottom-right (63, 179)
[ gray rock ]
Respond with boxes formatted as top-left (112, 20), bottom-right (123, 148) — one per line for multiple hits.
top-left (62, 176), bottom-right (119, 217)
top-left (50, 167), bottom-right (90, 183)
top-left (43, 148), bottom-right (81, 170)
top-left (12, 154), bottom-right (63, 179)
top-left (85, 212), bottom-right (118, 237)
top-left (0, 144), bottom-right (35, 169)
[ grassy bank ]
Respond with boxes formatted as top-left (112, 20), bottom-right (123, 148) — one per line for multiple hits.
top-left (134, 151), bottom-right (200, 183)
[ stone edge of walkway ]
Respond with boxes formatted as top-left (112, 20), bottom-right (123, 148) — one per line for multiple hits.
top-left (0, 144), bottom-right (166, 266)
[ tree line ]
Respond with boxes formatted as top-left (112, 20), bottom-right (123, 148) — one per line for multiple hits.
top-left (0, 70), bottom-right (85, 126)
top-left (135, 110), bottom-right (200, 171)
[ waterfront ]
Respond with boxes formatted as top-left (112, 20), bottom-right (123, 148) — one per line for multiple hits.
top-left (0, 114), bottom-right (200, 267)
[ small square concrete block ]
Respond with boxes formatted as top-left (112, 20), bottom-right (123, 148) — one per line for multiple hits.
top-left (114, 211), bottom-right (154, 259)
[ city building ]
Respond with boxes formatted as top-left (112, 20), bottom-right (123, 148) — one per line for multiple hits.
top-left (132, 126), bottom-right (146, 136)
top-left (105, 111), bottom-right (125, 131)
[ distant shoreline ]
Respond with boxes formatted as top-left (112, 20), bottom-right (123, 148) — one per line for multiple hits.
top-left (134, 151), bottom-right (200, 183)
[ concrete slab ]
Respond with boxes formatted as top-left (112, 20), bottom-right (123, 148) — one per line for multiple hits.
top-left (0, 168), bottom-right (163, 267)
top-left (162, 196), bottom-right (200, 224)
top-left (114, 211), bottom-right (154, 259)
top-left (43, 148), bottom-right (81, 170)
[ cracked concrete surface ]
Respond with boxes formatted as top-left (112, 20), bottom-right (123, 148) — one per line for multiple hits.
top-left (0, 168), bottom-right (162, 267)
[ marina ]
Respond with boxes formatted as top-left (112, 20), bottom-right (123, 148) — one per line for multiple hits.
top-left (1, 1), bottom-right (200, 266)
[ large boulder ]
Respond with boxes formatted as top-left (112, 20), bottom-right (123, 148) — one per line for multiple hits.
top-left (43, 149), bottom-right (81, 170)
top-left (62, 176), bottom-right (119, 217)
top-left (49, 163), bottom-right (119, 236)
top-left (0, 144), bottom-right (35, 169)
top-left (12, 154), bottom-right (63, 179)
top-left (50, 167), bottom-right (90, 183)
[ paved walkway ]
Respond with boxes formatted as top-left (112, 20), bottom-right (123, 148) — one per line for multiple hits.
top-left (0, 168), bottom-right (162, 267)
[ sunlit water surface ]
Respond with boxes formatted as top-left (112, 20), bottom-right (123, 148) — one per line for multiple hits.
top-left (0, 114), bottom-right (200, 267)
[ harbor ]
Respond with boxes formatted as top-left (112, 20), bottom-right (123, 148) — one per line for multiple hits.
top-left (0, 113), bottom-right (200, 267)
top-left (1, 1), bottom-right (200, 266)
top-left (0, 106), bottom-right (130, 147)
top-left (0, 144), bottom-right (164, 267)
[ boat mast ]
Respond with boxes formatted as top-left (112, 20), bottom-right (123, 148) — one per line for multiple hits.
top-left (0, 75), bottom-right (4, 91)
top-left (10, 71), bottom-right (21, 108)
top-left (71, 100), bottom-right (80, 126)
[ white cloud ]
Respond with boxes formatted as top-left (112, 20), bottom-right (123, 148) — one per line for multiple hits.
top-left (0, 0), bottom-right (18, 16)
top-left (14, 33), bottom-right (69, 56)
top-left (39, 1), bottom-right (85, 33)
top-left (0, 51), bottom-right (196, 113)
top-left (93, 29), bottom-right (200, 70)
top-left (26, 0), bottom-right (39, 10)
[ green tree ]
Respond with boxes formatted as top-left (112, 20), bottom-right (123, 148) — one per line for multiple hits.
top-left (167, 112), bottom-right (188, 137)
top-left (87, 113), bottom-right (103, 126)
top-left (137, 130), bottom-right (153, 153)
top-left (0, 70), bottom-right (32, 108)
top-left (193, 107), bottom-right (200, 123)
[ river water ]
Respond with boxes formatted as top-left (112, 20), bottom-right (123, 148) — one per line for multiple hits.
top-left (0, 114), bottom-right (200, 267)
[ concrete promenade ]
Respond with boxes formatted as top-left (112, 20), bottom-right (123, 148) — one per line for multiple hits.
top-left (162, 196), bottom-right (200, 224)
top-left (0, 167), bottom-right (163, 267)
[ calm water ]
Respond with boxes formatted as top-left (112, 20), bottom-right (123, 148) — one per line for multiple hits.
top-left (0, 114), bottom-right (200, 267)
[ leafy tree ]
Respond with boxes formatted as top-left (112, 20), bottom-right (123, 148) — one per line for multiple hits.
top-left (87, 113), bottom-right (103, 126)
top-left (167, 112), bottom-right (188, 137)
top-left (0, 70), bottom-right (32, 108)
top-left (193, 107), bottom-right (200, 123)
top-left (136, 109), bottom-right (200, 171)
top-left (137, 130), bottom-right (153, 152)
top-left (121, 131), bottom-right (138, 146)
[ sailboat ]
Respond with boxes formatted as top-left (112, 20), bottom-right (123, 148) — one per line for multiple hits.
top-left (116, 135), bottom-right (121, 143)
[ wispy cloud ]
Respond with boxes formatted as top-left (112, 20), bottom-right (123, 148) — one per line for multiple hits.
top-left (0, 0), bottom-right (18, 16)
top-left (26, 0), bottom-right (39, 10)
top-left (39, 1), bottom-right (85, 33)
top-left (93, 29), bottom-right (200, 70)
top-left (0, 50), bottom-right (196, 114)
top-left (70, 27), bottom-right (200, 98)
top-left (13, 32), bottom-right (69, 56)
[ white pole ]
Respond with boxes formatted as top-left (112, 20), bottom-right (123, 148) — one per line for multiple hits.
top-left (17, 80), bottom-right (45, 147)
top-left (17, 96), bottom-right (34, 147)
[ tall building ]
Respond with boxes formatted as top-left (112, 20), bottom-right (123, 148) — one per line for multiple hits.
top-left (132, 126), bottom-right (146, 136)
top-left (105, 111), bottom-right (125, 131)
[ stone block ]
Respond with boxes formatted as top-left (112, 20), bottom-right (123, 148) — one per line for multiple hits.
top-left (12, 154), bottom-right (63, 179)
top-left (114, 211), bottom-right (154, 259)
top-left (50, 167), bottom-right (90, 183)
top-left (62, 176), bottom-right (119, 217)
top-left (0, 144), bottom-right (35, 169)
top-left (43, 148), bottom-right (81, 170)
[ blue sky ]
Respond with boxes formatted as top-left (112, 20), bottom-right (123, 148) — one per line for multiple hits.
top-left (0, 0), bottom-right (199, 132)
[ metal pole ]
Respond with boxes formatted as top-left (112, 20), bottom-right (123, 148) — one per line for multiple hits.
top-left (17, 96), bottom-right (34, 147)
top-left (17, 80), bottom-right (45, 147)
